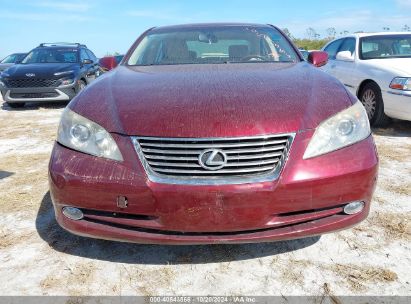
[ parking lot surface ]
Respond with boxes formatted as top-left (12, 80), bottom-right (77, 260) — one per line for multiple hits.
top-left (0, 97), bottom-right (410, 296)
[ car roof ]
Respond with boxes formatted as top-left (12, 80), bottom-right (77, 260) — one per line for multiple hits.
top-left (151, 22), bottom-right (273, 32)
top-left (34, 46), bottom-right (82, 50)
top-left (339, 32), bottom-right (411, 39)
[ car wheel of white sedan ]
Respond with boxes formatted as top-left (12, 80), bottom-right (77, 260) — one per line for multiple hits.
top-left (360, 82), bottom-right (391, 127)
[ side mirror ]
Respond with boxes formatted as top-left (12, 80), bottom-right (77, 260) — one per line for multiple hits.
top-left (82, 59), bottom-right (93, 65)
top-left (336, 51), bottom-right (354, 62)
top-left (99, 57), bottom-right (118, 71)
top-left (308, 51), bottom-right (328, 67)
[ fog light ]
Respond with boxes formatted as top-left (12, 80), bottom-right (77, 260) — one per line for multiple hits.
top-left (62, 207), bottom-right (84, 220)
top-left (343, 201), bottom-right (365, 215)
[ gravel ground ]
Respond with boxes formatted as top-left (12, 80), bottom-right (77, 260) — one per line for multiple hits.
top-left (0, 96), bottom-right (410, 297)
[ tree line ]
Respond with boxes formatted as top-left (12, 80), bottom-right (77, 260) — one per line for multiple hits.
top-left (282, 25), bottom-right (411, 50)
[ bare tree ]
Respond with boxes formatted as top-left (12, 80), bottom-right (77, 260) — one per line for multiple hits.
top-left (306, 27), bottom-right (317, 40)
top-left (382, 27), bottom-right (390, 31)
top-left (326, 27), bottom-right (336, 39)
top-left (402, 24), bottom-right (410, 31)
top-left (281, 28), bottom-right (294, 40)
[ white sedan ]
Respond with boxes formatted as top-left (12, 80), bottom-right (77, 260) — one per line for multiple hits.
top-left (321, 32), bottom-right (411, 126)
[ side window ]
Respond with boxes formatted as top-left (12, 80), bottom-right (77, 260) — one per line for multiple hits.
top-left (80, 49), bottom-right (89, 62)
top-left (324, 39), bottom-right (344, 60)
top-left (338, 38), bottom-right (356, 56)
top-left (86, 49), bottom-right (97, 62)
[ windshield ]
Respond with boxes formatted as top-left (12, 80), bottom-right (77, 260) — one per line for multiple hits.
top-left (127, 26), bottom-right (300, 66)
top-left (1, 54), bottom-right (24, 64)
top-left (22, 48), bottom-right (79, 64)
top-left (360, 35), bottom-right (411, 59)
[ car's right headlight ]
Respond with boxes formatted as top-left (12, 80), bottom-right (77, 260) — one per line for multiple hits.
top-left (389, 77), bottom-right (410, 91)
top-left (303, 101), bottom-right (371, 159)
top-left (57, 108), bottom-right (123, 161)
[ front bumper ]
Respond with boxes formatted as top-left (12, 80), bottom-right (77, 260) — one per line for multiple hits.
top-left (1, 85), bottom-right (76, 103)
top-left (49, 131), bottom-right (379, 244)
top-left (383, 90), bottom-right (411, 121)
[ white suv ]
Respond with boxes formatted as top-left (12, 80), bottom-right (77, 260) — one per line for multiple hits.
top-left (321, 32), bottom-right (411, 126)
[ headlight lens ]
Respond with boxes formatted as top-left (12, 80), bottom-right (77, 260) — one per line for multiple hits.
top-left (59, 78), bottom-right (75, 86)
top-left (57, 108), bottom-right (123, 161)
top-left (303, 101), bottom-right (370, 159)
top-left (389, 77), bottom-right (410, 91)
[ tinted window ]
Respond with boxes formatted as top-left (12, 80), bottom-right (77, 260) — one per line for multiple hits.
top-left (115, 55), bottom-right (124, 64)
top-left (16, 54), bottom-right (27, 62)
top-left (86, 49), bottom-right (97, 62)
top-left (324, 39), bottom-right (344, 59)
top-left (80, 49), bottom-right (89, 62)
top-left (128, 26), bottom-right (300, 65)
top-left (360, 35), bottom-right (411, 59)
top-left (1, 54), bottom-right (20, 63)
top-left (338, 38), bottom-right (356, 56)
top-left (22, 48), bottom-right (78, 63)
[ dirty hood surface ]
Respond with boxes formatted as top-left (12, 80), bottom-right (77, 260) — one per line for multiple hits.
top-left (71, 62), bottom-right (354, 137)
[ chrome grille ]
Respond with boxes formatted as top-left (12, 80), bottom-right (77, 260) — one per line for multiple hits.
top-left (132, 134), bottom-right (294, 185)
top-left (5, 79), bottom-right (61, 88)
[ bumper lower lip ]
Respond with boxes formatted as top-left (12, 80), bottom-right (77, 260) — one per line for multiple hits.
top-left (2, 83), bottom-right (77, 103)
top-left (48, 132), bottom-right (379, 244)
top-left (55, 205), bottom-right (370, 245)
top-left (56, 202), bottom-right (369, 244)
top-left (3, 88), bottom-right (71, 102)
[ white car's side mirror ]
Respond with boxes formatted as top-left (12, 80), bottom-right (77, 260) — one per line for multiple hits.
top-left (336, 51), bottom-right (354, 62)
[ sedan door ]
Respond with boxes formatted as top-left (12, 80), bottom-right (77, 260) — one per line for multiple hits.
top-left (321, 38), bottom-right (345, 78)
top-left (334, 38), bottom-right (357, 95)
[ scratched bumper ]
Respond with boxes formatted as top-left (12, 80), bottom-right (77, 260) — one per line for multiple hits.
top-left (48, 131), bottom-right (378, 244)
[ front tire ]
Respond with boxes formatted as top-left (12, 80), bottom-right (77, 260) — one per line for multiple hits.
top-left (76, 80), bottom-right (86, 94)
top-left (7, 102), bottom-right (25, 108)
top-left (359, 82), bottom-right (391, 127)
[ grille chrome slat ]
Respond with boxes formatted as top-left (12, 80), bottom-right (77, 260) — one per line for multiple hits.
top-left (139, 139), bottom-right (288, 149)
top-left (148, 159), bottom-right (280, 168)
top-left (142, 145), bottom-right (286, 155)
top-left (145, 155), bottom-right (199, 161)
top-left (228, 152), bottom-right (283, 160)
top-left (132, 134), bottom-right (294, 185)
top-left (153, 165), bottom-right (276, 175)
top-left (145, 152), bottom-right (282, 161)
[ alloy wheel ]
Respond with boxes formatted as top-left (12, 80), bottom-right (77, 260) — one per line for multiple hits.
top-left (361, 89), bottom-right (376, 119)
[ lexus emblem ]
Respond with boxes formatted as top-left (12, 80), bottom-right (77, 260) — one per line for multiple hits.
top-left (198, 149), bottom-right (227, 171)
top-left (25, 73), bottom-right (36, 77)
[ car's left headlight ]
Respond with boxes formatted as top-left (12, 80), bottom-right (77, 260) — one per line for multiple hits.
top-left (57, 108), bottom-right (123, 161)
top-left (303, 101), bottom-right (371, 159)
top-left (59, 78), bottom-right (75, 86)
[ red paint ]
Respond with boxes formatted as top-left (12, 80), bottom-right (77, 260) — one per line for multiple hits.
top-left (99, 56), bottom-right (118, 71)
top-left (308, 51), bottom-right (329, 67)
top-left (49, 23), bottom-right (378, 244)
top-left (72, 62), bottom-right (352, 137)
top-left (49, 134), bottom-right (378, 244)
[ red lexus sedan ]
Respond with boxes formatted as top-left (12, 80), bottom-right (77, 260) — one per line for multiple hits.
top-left (49, 23), bottom-right (378, 244)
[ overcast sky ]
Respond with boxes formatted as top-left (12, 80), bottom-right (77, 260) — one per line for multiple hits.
top-left (1, 0), bottom-right (410, 58)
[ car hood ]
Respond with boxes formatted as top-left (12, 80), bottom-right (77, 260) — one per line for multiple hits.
top-left (5, 63), bottom-right (78, 78)
top-left (0, 63), bottom-right (13, 72)
top-left (366, 58), bottom-right (411, 75)
top-left (70, 62), bottom-right (354, 137)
